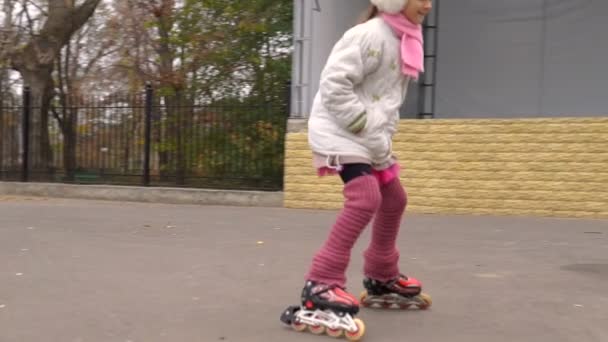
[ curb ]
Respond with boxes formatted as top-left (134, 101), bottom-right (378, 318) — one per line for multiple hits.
top-left (0, 182), bottom-right (284, 207)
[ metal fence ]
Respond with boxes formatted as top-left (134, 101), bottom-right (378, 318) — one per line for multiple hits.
top-left (0, 85), bottom-right (288, 191)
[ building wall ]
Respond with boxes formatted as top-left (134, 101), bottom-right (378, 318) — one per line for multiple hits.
top-left (284, 117), bottom-right (608, 219)
top-left (431, 0), bottom-right (608, 118)
top-left (293, 1), bottom-right (608, 119)
top-left (290, 0), bottom-right (430, 118)
top-left (286, 1), bottom-right (608, 218)
top-left (291, 0), bottom-right (369, 118)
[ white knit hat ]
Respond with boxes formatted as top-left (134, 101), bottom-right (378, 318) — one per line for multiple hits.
top-left (371, 0), bottom-right (408, 14)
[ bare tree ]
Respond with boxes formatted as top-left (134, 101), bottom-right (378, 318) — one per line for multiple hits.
top-left (5, 0), bottom-right (101, 173)
top-left (0, 0), bottom-right (15, 172)
top-left (52, 1), bottom-right (118, 180)
top-left (0, 0), bottom-right (14, 88)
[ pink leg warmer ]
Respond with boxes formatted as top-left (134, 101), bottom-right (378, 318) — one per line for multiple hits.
top-left (363, 177), bottom-right (407, 282)
top-left (306, 175), bottom-right (382, 287)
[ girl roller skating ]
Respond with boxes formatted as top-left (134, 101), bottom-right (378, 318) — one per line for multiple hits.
top-left (281, 0), bottom-right (433, 339)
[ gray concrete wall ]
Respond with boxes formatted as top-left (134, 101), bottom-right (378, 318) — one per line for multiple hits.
top-left (436, 0), bottom-right (608, 118)
top-left (291, 0), bottom-right (369, 118)
top-left (291, 0), bottom-right (437, 119)
top-left (294, 0), bottom-right (608, 119)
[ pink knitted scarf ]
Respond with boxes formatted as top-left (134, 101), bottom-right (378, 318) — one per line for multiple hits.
top-left (380, 13), bottom-right (424, 80)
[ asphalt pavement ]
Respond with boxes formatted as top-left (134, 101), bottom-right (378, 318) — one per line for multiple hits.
top-left (1, 196), bottom-right (606, 342)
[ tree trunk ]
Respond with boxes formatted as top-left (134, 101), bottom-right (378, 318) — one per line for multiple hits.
top-left (8, 0), bottom-right (102, 177)
top-left (21, 70), bottom-right (54, 176)
top-left (62, 106), bottom-right (78, 181)
top-left (55, 38), bottom-right (77, 182)
top-left (155, 0), bottom-right (178, 183)
top-left (0, 79), bottom-right (4, 174)
top-left (1, 0), bottom-right (14, 175)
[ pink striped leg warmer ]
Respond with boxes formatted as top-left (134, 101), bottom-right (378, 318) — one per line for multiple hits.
top-left (306, 175), bottom-right (382, 287)
top-left (363, 177), bottom-right (407, 282)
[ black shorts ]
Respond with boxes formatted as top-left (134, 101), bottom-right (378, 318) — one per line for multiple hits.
top-left (339, 163), bottom-right (373, 184)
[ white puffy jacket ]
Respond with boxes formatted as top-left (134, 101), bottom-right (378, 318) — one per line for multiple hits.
top-left (308, 17), bottom-right (411, 169)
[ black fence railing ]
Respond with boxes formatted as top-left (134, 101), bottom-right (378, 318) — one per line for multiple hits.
top-left (0, 85), bottom-right (288, 191)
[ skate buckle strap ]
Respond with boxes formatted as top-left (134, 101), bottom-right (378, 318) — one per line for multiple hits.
top-left (311, 283), bottom-right (343, 296)
top-left (392, 274), bottom-right (408, 285)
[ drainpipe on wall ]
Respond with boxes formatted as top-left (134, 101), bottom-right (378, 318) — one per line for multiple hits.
top-left (288, 0), bottom-right (313, 133)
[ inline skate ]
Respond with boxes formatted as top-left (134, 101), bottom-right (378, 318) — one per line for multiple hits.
top-left (359, 274), bottom-right (432, 310)
top-left (280, 280), bottom-right (366, 340)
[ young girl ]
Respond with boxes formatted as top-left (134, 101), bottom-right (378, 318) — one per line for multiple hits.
top-left (302, 0), bottom-right (433, 319)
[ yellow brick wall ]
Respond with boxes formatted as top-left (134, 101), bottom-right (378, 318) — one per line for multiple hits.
top-left (284, 117), bottom-right (608, 219)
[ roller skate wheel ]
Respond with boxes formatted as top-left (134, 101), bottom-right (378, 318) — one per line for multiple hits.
top-left (399, 303), bottom-right (411, 310)
top-left (292, 320), bottom-right (307, 332)
top-left (359, 290), bottom-right (370, 307)
top-left (326, 327), bottom-right (344, 338)
top-left (344, 318), bottom-right (365, 341)
top-left (308, 324), bottom-right (326, 335)
top-left (418, 292), bottom-right (432, 309)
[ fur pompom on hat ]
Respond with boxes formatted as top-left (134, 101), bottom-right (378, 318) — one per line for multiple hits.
top-left (370, 0), bottom-right (408, 14)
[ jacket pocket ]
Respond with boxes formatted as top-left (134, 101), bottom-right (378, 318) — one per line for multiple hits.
top-left (358, 108), bottom-right (390, 159)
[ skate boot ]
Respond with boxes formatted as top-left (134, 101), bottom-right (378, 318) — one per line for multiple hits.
top-left (359, 274), bottom-right (432, 310)
top-left (280, 280), bottom-right (366, 341)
